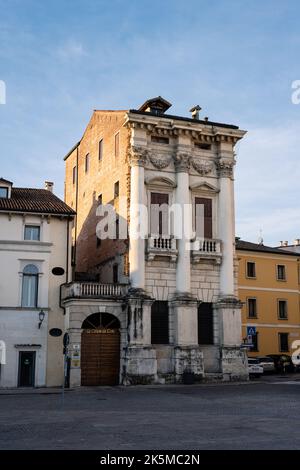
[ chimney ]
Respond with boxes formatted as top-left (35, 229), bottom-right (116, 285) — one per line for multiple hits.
top-left (294, 239), bottom-right (300, 246)
top-left (189, 105), bottom-right (201, 120)
top-left (45, 181), bottom-right (54, 193)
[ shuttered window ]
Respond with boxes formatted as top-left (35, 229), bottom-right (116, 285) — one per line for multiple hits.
top-left (195, 198), bottom-right (212, 238)
top-left (198, 302), bottom-right (214, 344)
top-left (150, 192), bottom-right (169, 235)
top-left (151, 301), bottom-right (169, 344)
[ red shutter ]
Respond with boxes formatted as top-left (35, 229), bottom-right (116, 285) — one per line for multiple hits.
top-left (195, 198), bottom-right (212, 239)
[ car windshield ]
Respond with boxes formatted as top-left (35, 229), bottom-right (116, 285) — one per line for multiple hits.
top-left (259, 358), bottom-right (273, 363)
top-left (248, 359), bottom-right (259, 364)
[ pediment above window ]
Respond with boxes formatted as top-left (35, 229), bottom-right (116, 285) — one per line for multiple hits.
top-left (189, 181), bottom-right (219, 193)
top-left (145, 176), bottom-right (177, 188)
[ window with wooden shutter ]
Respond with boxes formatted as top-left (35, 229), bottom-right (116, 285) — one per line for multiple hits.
top-left (195, 198), bottom-right (212, 239)
top-left (198, 302), bottom-right (214, 344)
top-left (151, 301), bottom-right (169, 344)
top-left (150, 192), bottom-right (169, 235)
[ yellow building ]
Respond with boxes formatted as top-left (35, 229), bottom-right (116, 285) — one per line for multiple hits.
top-left (236, 239), bottom-right (300, 357)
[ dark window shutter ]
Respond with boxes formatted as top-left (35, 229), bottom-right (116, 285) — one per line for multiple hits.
top-left (198, 302), bottom-right (214, 344)
top-left (195, 198), bottom-right (212, 239)
top-left (151, 193), bottom-right (169, 235)
top-left (151, 301), bottom-right (169, 344)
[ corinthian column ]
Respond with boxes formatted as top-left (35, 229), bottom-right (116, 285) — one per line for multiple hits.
top-left (128, 146), bottom-right (147, 291)
top-left (173, 152), bottom-right (192, 296)
top-left (217, 158), bottom-right (236, 299)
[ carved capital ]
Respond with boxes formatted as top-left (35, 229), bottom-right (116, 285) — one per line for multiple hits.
top-left (149, 153), bottom-right (172, 169)
top-left (173, 152), bottom-right (191, 172)
top-left (215, 159), bottom-right (235, 178)
top-left (128, 146), bottom-right (148, 167)
top-left (191, 159), bottom-right (214, 176)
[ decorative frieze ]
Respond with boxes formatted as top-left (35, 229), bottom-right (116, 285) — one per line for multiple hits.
top-left (149, 153), bottom-right (172, 169)
top-left (191, 159), bottom-right (214, 175)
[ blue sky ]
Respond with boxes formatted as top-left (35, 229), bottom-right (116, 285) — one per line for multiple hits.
top-left (1, 0), bottom-right (300, 245)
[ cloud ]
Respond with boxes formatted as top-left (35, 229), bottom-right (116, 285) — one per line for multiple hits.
top-left (57, 39), bottom-right (87, 59)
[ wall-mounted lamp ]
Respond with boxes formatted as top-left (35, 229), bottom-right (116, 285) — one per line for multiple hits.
top-left (38, 310), bottom-right (45, 329)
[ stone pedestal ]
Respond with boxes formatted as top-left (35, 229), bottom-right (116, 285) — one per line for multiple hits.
top-left (174, 346), bottom-right (204, 382)
top-left (123, 288), bottom-right (157, 384)
top-left (171, 295), bottom-right (204, 382)
top-left (215, 297), bottom-right (248, 381)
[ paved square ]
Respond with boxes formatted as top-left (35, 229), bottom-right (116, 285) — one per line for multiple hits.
top-left (1, 376), bottom-right (300, 450)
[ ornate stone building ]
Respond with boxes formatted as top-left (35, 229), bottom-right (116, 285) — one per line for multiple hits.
top-left (62, 97), bottom-right (248, 386)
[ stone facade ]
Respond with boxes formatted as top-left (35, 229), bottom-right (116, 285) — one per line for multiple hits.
top-left (63, 97), bottom-right (249, 385)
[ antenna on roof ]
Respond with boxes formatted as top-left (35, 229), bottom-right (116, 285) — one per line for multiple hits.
top-left (258, 228), bottom-right (264, 245)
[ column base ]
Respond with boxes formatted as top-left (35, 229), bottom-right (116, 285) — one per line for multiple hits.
top-left (174, 346), bottom-right (204, 383)
top-left (122, 345), bottom-right (157, 385)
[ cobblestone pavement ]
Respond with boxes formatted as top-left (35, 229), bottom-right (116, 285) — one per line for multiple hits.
top-left (0, 375), bottom-right (300, 450)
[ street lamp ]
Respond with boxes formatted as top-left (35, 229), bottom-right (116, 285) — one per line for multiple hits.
top-left (38, 310), bottom-right (45, 329)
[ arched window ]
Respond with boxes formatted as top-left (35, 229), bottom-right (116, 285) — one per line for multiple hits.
top-left (22, 264), bottom-right (39, 307)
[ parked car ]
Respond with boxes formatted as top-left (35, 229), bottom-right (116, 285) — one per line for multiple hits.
top-left (257, 356), bottom-right (275, 373)
top-left (248, 358), bottom-right (264, 378)
top-left (267, 354), bottom-right (295, 373)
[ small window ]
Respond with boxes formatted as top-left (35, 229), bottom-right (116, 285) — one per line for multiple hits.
top-left (115, 133), bottom-right (119, 158)
top-left (99, 139), bottom-right (103, 161)
top-left (0, 187), bottom-right (8, 198)
top-left (247, 262), bottom-right (256, 278)
top-left (277, 265), bottom-right (286, 281)
top-left (22, 264), bottom-right (39, 307)
top-left (251, 332), bottom-right (259, 352)
top-left (247, 298), bottom-right (257, 318)
top-left (113, 264), bottom-right (119, 284)
top-left (195, 197), bottom-right (212, 239)
top-left (96, 236), bottom-right (101, 248)
top-left (151, 301), bottom-right (169, 344)
top-left (278, 300), bottom-right (288, 319)
top-left (279, 333), bottom-right (289, 352)
top-left (85, 153), bottom-right (90, 173)
top-left (72, 166), bottom-right (77, 185)
top-left (151, 136), bottom-right (169, 145)
top-left (98, 194), bottom-right (102, 205)
top-left (24, 225), bottom-right (40, 241)
top-left (114, 181), bottom-right (119, 198)
top-left (115, 217), bottom-right (119, 239)
top-left (195, 143), bottom-right (211, 150)
top-left (198, 302), bottom-right (214, 344)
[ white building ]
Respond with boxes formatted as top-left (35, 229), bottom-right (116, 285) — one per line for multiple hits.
top-left (63, 97), bottom-right (249, 386)
top-left (0, 178), bottom-right (74, 388)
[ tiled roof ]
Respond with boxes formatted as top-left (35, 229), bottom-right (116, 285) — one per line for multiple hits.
top-left (236, 239), bottom-right (299, 257)
top-left (0, 188), bottom-right (75, 216)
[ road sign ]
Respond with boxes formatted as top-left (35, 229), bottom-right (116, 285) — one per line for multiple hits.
top-left (247, 326), bottom-right (256, 336)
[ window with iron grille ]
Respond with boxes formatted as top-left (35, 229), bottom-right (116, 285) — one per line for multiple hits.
top-left (278, 300), bottom-right (288, 319)
top-left (277, 265), bottom-right (286, 281)
top-left (247, 298), bottom-right (257, 318)
top-left (279, 333), bottom-right (289, 352)
top-left (247, 262), bottom-right (256, 278)
top-left (198, 302), bottom-right (214, 344)
top-left (151, 301), bottom-right (169, 344)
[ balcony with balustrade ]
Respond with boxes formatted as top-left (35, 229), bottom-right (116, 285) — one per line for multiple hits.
top-left (191, 238), bottom-right (222, 264)
top-left (61, 282), bottom-right (128, 302)
top-left (146, 235), bottom-right (178, 262)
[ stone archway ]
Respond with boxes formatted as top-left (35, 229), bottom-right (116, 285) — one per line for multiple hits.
top-left (81, 312), bottom-right (121, 386)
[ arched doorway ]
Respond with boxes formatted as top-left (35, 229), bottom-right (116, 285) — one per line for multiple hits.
top-left (81, 312), bottom-right (120, 386)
